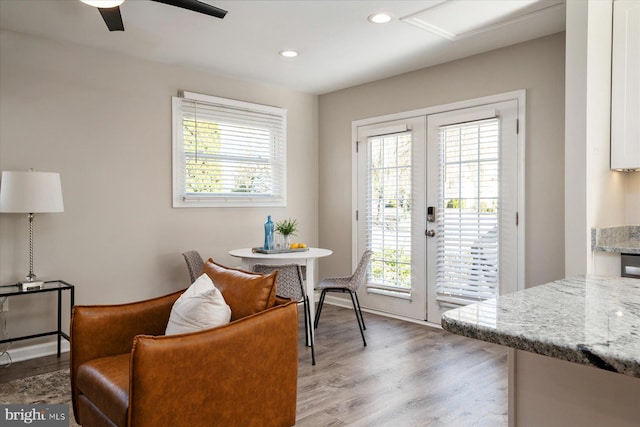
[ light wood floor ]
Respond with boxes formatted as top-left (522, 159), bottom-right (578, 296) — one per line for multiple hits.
top-left (1, 304), bottom-right (507, 426)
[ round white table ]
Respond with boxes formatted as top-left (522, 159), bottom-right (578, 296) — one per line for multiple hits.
top-left (228, 247), bottom-right (332, 345)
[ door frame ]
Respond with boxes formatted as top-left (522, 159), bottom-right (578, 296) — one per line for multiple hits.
top-left (351, 90), bottom-right (526, 324)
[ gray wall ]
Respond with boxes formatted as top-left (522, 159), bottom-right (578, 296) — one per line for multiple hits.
top-left (0, 30), bottom-right (318, 343)
top-left (317, 32), bottom-right (566, 290)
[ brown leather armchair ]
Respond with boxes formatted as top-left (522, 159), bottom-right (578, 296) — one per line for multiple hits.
top-left (71, 261), bottom-right (299, 427)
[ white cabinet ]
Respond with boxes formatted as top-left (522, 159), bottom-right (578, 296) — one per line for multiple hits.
top-left (611, 0), bottom-right (640, 171)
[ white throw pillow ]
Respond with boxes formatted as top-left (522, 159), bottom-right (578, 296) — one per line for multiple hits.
top-left (165, 273), bottom-right (232, 335)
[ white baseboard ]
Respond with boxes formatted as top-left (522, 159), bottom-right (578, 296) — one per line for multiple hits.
top-left (0, 340), bottom-right (70, 365)
top-left (321, 295), bottom-right (442, 329)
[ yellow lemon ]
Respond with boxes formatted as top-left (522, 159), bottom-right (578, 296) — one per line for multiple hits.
top-left (290, 243), bottom-right (299, 249)
top-left (299, 243), bottom-right (307, 248)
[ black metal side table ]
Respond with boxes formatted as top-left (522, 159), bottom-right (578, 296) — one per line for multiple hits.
top-left (0, 280), bottom-right (75, 357)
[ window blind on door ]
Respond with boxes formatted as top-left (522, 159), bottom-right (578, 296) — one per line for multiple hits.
top-left (436, 118), bottom-right (500, 305)
top-left (365, 131), bottom-right (412, 294)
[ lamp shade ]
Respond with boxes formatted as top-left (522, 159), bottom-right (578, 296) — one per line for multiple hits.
top-left (0, 170), bottom-right (64, 213)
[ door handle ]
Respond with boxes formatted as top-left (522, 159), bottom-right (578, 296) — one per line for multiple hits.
top-left (426, 229), bottom-right (436, 237)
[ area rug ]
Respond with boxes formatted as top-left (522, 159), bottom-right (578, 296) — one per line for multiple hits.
top-left (0, 369), bottom-right (79, 426)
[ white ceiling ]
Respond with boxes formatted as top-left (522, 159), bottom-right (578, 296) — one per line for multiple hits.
top-left (0, 0), bottom-right (566, 94)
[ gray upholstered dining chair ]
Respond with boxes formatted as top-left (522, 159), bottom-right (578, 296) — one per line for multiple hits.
top-left (253, 263), bottom-right (315, 365)
top-left (314, 250), bottom-right (374, 347)
top-left (182, 250), bottom-right (205, 283)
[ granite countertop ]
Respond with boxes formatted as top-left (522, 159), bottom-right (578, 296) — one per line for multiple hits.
top-left (592, 225), bottom-right (640, 254)
top-left (441, 275), bottom-right (640, 378)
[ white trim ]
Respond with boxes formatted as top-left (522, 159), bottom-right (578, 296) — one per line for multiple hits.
top-left (353, 90), bottom-right (526, 129)
top-left (516, 92), bottom-right (526, 292)
top-left (360, 123), bottom-right (410, 137)
top-left (351, 133), bottom-right (359, 272)
top-left (1, 341), bottom-right (70, 365)
top-left (180, 91), bottom-right (286, 116)
top-left (366, 287), bottom-right (412, 300)
top-left (437, 108), bottom-right (497, 127)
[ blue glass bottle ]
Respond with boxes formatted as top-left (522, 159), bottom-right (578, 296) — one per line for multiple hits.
top-left (264, 215), bottom-right (274, 250)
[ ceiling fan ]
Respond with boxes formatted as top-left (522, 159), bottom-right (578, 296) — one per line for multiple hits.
top-left (80, 0), bottom-right (227, 32)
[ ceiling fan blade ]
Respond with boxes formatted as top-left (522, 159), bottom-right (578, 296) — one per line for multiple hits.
top-left (98, 6), bottom-right (125, 31)
top-left (151, 0), bottom-right (227, 19)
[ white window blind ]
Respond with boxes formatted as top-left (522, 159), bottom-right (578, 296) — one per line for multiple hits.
top-left (366, 131), bottom-right (412, 294)
top-left (436, 118), bottom-right (499, 304)
top-left (172, 91), bottom-right (287, 207)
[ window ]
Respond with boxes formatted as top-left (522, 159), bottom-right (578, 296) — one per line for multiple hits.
top-left (172, 91), bottom-right (287, 207)
top-left (436, 118), bottom-right (500, 303)
top-left (366, 131), bottom-right (413, 294)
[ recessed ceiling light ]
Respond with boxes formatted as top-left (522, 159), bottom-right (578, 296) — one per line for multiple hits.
top-left (279, 50), bottom-right (298, 58)
top-left (368, 13), bottom-right (392, 24)
top-left (80, 0), bottom-right (125, 7)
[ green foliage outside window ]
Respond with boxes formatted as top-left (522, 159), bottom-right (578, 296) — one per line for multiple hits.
top-left (370, 247), bottom-right (411, 289)
top-left (183, 118), bottom-right (272, 195)
top-left (183, 118), bottom-right (222, 193)
top-left (368, 133), bottom-right (412, 291)
top-left (446, 198), bottom-right (497, 213)
top-left (232, 164), bottom-right (270, 193)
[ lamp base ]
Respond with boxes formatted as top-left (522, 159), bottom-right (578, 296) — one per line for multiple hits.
top-left (19, 281), bottom-right (44, 291)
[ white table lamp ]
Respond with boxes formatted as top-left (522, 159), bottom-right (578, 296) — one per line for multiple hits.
top-left (0, 169), bottom-right (64, 288)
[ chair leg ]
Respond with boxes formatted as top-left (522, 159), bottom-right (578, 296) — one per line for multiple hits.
top-left (353, 292), bottom-right (366, 331)
top-left (304, 296), bottom-right (316, 365)
top-left (348, 291), bottom-right (367, 347)
top-left (314, 289), bottom-right (327, 329)
top-left (302, 298), bottom-right (309, 347)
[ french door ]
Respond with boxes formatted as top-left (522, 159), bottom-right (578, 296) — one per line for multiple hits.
top-left (355, 117), bottom-right (427, 320)
top-left (426, 100), bottom-right (519, 323)
top-left (355, 95), bottom-right (522, 322)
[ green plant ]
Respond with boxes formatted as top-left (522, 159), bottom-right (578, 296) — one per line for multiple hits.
top-left (275, 218), bottom-right (298, 236)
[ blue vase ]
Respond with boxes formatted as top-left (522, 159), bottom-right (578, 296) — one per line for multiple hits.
top-left (264, 215), bottom-right (274, 250)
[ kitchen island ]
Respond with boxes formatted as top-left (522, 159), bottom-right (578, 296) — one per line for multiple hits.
top-left (442, 275), bottom-right (640, 426)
